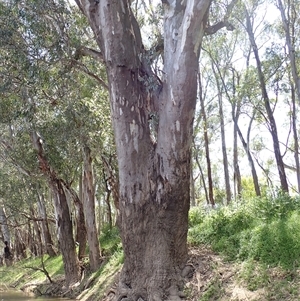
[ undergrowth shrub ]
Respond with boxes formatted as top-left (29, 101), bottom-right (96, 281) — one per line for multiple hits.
top-left (253, 192), bottom-right (299, 221)
top-left (188, 207), bottom-right (205, 227)
top-left (100, 225), bottom-right (122, 256)
top-left (188, 194), bottom-right (300, 269)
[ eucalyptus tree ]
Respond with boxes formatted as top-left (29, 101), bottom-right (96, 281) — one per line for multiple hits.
top-left (275, 0), bottom-right (300, 192)
top-left (243, 2), bottom-right (289, 193)
top-left (1, 0), bottom-right (117, 278)
top-left (71, 0), bottom-right (240, 299)
top-left (204, 40), bottom-right (233, 204)
top-left (196, 70), bottom-right (215, 206)
top-left (203, 26), bottom-right (264, 198)
top-left (35, 183), bottom-right (57, 257)
top-left (276, 0), bottom-right (300, 105)
top-left (0, 0), bottom-right (90, 285)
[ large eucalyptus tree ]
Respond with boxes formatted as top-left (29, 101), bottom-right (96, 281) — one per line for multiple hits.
top-left (75, 0), bottom-right (212, 300)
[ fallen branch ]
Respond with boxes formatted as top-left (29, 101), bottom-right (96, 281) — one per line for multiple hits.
top-left (25, 256), bottom-right (53, 284)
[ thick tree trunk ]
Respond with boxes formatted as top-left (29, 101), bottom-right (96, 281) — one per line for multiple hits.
top-left (82, 145), bottom-right (101, 271)
top-left (245, 9), bottom-right (289, 193)
top-left (76, 0), bottom-right (211, 299)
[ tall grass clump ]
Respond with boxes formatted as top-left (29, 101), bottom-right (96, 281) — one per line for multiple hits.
top-left (188, 193), bottom-right (300, 269)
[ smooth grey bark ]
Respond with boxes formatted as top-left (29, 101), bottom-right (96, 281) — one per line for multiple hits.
top-left (290, 85), bottom-right (300, 192)
top-left (277, 0), bottom-right (300, 105)
top-left (67, 185), bottom-right (87, 261)
top-left (245, 9), bottom-right (289, 193)
top-left (277, 0), bottom-right (300, 192)
top-left (82, 145), bottom-right (101, 271)
top-left (212, 65), bottom-right (232, 204)
top-left (36, 187), bottom-right (57, 257)
top-left (232, 100), bottom-right (242, 199)
top-left (75, 0), bottom-right (211, 299)
top-left (194, 146), bottom-right (209, 205)
top-left (234, 110), bottom-right (261, 197)
top-left (199, 76), bottom-right (215, 207)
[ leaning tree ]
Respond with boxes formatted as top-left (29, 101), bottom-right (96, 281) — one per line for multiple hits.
top-left (75, 1), bottom-right (213, 300)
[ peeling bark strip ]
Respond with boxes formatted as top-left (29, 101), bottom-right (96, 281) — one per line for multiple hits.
top-left (75, 0), bottom-right (211, 299)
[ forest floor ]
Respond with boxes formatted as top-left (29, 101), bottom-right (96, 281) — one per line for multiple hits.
top-left (179, 245), bottom-right (299, 301)
top-left (9, 244), bottom-right (300, 301)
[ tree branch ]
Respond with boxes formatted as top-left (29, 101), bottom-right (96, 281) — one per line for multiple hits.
top-left (205, 0), bottom-right (237, 35)
top-left (71, 60), bottom-right (109, 90)
top-left (25, 256), bottom-right (53, 283)
top-left (205, 20), bottom-right (235, 35)
top-left (74, 46), bottom-right (104, 63)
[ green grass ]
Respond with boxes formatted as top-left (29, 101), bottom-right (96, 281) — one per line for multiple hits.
top-left (0, 254), bottom-right (64, 288)
top-left (188, 193), bottom-right (300, 269)
top-left (2, 195), bottom-right (300, 300)
top-left (0, 225), bottom-right (123, 300)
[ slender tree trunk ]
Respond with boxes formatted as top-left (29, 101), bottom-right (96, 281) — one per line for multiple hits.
top-left (233, 111), bottom-right (261, 196)
top-left (82, 145), bottom-right (101, 271)
top-left (195, 149), bottom-right (209, 205)
top-left (14, 227), bottom-right (26, 260)
top-left (230, 69), bottom-right (242, 199)
top-left (31, 131), bottom-right (81, 287)
top-left (104, 179), bottom-right (113, 229)
top-left (67, 186), bottom-right (87, 261)
top-left (102, 155), bottom-right (119, 216)
top-left (277, 0), bottom-right (300, 191)
top-left (0, 206), bottom-right (10, 244)
top-left (199, 77), bottom-right (215, 207)
top-left (245, 9), bottom-right (289, 193)
top-left (277, 0), bottom-right (300, 105)
top-left (190, 156), bottom-right (196, 207)
top-left (232, 103), bottom-right (242, 199)
top-left (36, 188), bottom-right (57, 257)
top-left (30, 205), bottom-right (43, 256)
top-left (214, 75), bottom-right (232, 204)
top-left (210, 61), bottom-right (232, 203)
top-left (291, 85), bottom-right (300, 192)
